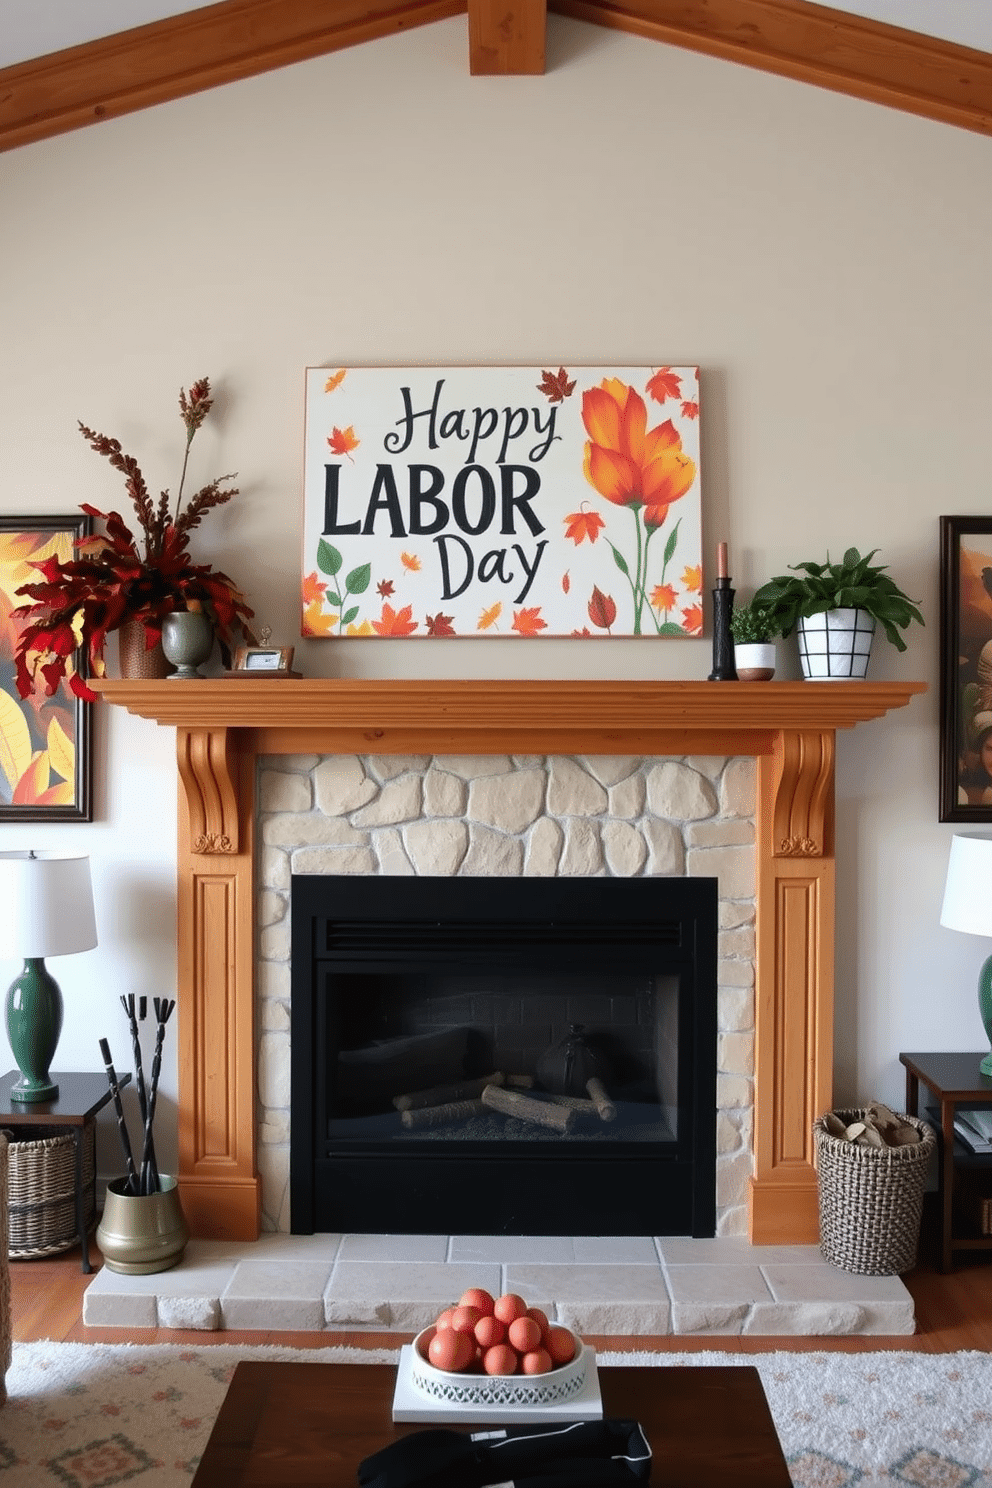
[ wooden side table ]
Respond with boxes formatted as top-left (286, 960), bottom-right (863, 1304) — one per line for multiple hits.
top-left (0, 1070), bottom-right (130, 1273)
top-left (900, 1051), bottom-right (992, 1272)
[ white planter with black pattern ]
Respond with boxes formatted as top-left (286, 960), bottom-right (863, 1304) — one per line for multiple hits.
top-left (797, 607), bottom-right (875, 679)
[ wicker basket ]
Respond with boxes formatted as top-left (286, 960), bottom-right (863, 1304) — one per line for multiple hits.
top-left (813, 1108), bottom-right (936, 1276)
top-left (4, 1127), bottom-right (96, 1260)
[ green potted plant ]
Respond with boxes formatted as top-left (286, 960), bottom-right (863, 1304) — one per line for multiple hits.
top-left (751, 547), bottom-right (923, 679)
top-left (729, 601), bottom-right (779, 681)
top-left (11, 377), bottom-right (255, 702)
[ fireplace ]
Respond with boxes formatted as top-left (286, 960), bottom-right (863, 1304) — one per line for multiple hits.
top-left (290, 874), bottom-right (718, 1236)
top-left (93, 676), bottom-right (925, 1243)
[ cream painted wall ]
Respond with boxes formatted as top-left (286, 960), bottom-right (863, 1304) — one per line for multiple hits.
top-left (2, 17), bottom-right (990, 1186)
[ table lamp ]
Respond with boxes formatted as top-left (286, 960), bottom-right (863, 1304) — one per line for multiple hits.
top-left (939, 832), bottom-right (992, 1078)
top-left (0, 851), bottom-right (97, 1102)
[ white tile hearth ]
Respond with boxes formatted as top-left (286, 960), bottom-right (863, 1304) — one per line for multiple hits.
top-left (82, 1233), bottom-right (916, 1337)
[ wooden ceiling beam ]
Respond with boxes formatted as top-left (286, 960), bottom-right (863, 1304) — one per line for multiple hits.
top-left (0, 0), bottom-right (463, 153)
top-left (0, 0), bottom-right (990, 152)
top-left (551, 0), bottom-right (992, 137)
top-left (468, 0), bottom-right (546, 74)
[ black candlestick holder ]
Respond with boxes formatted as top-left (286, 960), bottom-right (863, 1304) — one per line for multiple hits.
top-left (708, 577), bottom-right (738, 681)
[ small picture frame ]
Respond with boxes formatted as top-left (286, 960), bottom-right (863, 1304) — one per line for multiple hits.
top-left (232, 645), bottom-right (296, 674)
top-left (940, 515), bottom-right (992, 821)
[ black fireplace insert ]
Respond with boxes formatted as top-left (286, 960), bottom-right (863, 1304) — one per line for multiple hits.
top-left (290, 875), bottom-right (717, 1236)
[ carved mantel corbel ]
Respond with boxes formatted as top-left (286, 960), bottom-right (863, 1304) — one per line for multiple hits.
top-left (176, 726), bottom-right (239, 855)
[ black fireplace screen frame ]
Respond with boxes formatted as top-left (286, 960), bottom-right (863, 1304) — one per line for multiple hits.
top-left (290, 875), bottom-right (718, 1237)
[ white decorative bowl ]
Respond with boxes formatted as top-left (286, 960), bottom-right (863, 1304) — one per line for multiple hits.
top-left (410, 1327), bottom-right (588, 1409)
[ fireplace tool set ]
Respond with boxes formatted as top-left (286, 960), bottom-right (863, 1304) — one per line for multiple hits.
top-left (99, 995), bottom-right (175, 1196)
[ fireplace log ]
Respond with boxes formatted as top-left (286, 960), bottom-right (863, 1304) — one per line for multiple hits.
top-left (401, 1098), bottom-right (487, 1130)
top-left (481, 1083), bottom-right (576, 1133)
top-left (586, 1077), bottom-right (617, 1122)
top-left (393, 1072), bottom-right (505, 1111)
top-left (505, 1074), bottom-right (535, 1088)
top-left (548, 1094), bottom-right (599, 1114)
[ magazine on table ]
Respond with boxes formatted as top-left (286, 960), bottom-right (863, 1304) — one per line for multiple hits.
top-left (953, 1108), bottom-right (992, 1153)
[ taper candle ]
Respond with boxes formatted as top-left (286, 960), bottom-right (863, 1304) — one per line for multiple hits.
top-left (716, 542), bottom-right (728, 580)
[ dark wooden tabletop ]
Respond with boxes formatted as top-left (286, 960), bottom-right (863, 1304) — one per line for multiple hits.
top-left (0, 1069), bottom-right (129, 1123)
top-left (900, 1052), bottom-right (992, 1102)
top-left (191, 1360), bottom-right (792, 1487)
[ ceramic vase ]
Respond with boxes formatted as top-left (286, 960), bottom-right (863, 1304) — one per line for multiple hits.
top-left (161, 609), bottom-right (214, 679)
top-left (117, 617), bottom-right (172, 680)
top-left (797, 608), bottom-right (875, 679)
top-left (96, 1175), bottom-right (189, 1274)
top-left (733, 641), bottom-right (776, 681)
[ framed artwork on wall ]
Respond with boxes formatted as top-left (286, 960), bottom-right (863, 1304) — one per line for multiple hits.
top-left (301, 365), bottom-right (703, 639)
top-left (0, 514), bottom-right (93, 822)
top-left (939, 514), bottom-right (992, 822)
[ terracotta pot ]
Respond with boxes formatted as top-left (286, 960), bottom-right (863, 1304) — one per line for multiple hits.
top-left (117, 617), bottom-right (173, 680)
top-left (96, 1174), bottom-right (189, 1275)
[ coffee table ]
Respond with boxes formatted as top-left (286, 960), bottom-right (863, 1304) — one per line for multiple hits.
top-left (191, 1360), bottom-right (791, 1487)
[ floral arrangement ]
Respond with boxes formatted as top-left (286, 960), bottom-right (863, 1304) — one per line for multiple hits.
top-left (12, 377), bottom-right (254, 702)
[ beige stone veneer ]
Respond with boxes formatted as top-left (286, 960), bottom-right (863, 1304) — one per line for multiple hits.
top-left (256, 753), bottom-right (757, 1235)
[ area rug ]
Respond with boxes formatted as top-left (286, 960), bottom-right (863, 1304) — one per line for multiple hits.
top-left (1, 1341), bottom-right (990, 1487)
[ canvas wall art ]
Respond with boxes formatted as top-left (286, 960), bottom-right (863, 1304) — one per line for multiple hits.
top-left (939, 515), bottom-right (992, 822)
top-left (301, 366), bottom-right (702, 639)
top-left (0, 514), bottom-right (92, 822)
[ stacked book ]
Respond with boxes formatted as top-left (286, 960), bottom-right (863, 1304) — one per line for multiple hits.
top-left (953, 1108), bottom-right (992, 1154)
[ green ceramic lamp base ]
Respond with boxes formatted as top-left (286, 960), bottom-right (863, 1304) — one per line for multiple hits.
top-left (4, 957), bottom-right (62, 1103)
top-left (979, 954), bottom-right (992, 1079)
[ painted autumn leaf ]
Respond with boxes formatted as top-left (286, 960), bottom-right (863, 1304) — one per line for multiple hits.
top-left (0, 686), bottom-right (32, 796)
top-left (371, 602), bottom-right (417, 636)
top-left (13, 750), bottom-right (49, 805)
top-left (302, 571), bottom-right (328, 604)
top-left (400, 552), bottom-right (421, 572)
top-left (570, 627), bottom-right (593, 637)
top-left (324, 369), bottom-right (347, 393)
top-left (681, 564), bottom-right (702, 594)
top-left (327, 425), bottom-right (359, 458)
top-left (425, 612), bottom-right (456, 637)
top-left (681, 603), bottom-right (704, 635)
top-left (650, 583), bottom-right (678, 612)
top-left (512, 607), bottom-right (547, 636)
top-left (302, 600), bottom-right (337, 636)
top-left (346, 620), bottom-right (373, 636)
top-left (681, 400), bottom-right (699, 420)
top-left (561, 571), bottom-right (570, 594)
top-left (645, 368), bottom-right (683, 404)
top-left (477, 602), bottom-right (502, 631)
top-left (377, 579), bottom-right (395, 598)
top-left (46, 715), bottom-right (74, 784)
top-left (564, 509), bottom-right (606, 545)
top-left (588, 586), bottom-right (617, 631)
top-left (537, 367), bottom-right (576, 403)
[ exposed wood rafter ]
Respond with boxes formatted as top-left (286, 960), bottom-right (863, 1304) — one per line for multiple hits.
top-left (469, 0), bottom-right (546, 73)
top-left (0, 0), bottom-right (990, 154)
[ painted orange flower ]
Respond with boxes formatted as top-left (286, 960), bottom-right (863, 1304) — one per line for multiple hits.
top-left (582, 380), bottom-right (696, 529)
top-left (681, 564), bottom-right (702, 593)
top-left (650, 583), bottom-right (678, 611)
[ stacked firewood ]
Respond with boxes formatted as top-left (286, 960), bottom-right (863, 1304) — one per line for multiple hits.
top-left (393, 1071), bottom-right (618, 1132)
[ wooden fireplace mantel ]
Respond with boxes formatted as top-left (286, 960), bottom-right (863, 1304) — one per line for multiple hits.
top-left (95, 676), bottom-right (925, 1243)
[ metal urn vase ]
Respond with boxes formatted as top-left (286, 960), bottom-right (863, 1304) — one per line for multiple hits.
top-left (161, 609), bottom-right (214, 679)
top-left (97, 1175), bottom-right (189, 1274)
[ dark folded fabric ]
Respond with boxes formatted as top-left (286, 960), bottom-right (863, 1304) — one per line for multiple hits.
top-left (357, 1418), bottom-right (651, 1488)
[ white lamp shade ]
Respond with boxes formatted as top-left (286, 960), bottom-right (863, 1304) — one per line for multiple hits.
top-left (0, 852), bottom-right (97, 958)
top-left (940, 833), bottom-right (992, 939)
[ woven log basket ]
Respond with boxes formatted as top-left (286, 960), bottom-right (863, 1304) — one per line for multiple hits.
top-left (4, 1129), bottom-right (96, 1260)
top-left (813, 1108), bottom-right (936, 1276)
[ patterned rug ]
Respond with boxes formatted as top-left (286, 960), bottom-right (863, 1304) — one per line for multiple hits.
top-left (0, 1341), bottom-right (990, 1487)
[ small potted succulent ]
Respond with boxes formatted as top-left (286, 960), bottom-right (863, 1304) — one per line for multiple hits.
top-left (751, 547), bottom-right (923, 679)
top-left (729, 602), bottom-right (779, 681)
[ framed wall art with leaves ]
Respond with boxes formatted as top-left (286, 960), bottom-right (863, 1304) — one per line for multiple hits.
top-left (301, 365), bottom-right (703, 639)
top-left (939, 514), bottom-right (992, 823)
top-left (1, 514), bottom-right (93, 822)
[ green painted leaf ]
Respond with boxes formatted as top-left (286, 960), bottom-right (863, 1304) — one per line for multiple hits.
top-left (663, 518), bottom-right (681, 565)
top-left (345, 562), bottom-right (372, 595)
top-left (317, 539), bottom-right (343, 577)
top-left (609, 543), bottom-right (630, 576)
top-left (658, 621), bottom-right (687, 635)
top-left (342, 606), bottom-right (359, 625)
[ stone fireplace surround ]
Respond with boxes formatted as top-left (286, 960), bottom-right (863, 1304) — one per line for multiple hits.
top-left (96, 677), bottom-right (924, 1245)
